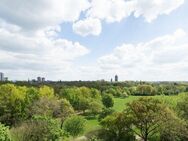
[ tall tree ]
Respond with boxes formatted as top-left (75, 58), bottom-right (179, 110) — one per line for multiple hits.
top-left (125, 98), bottom-right (176, 141)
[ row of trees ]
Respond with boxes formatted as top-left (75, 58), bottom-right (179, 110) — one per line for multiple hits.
top-left (7, 81), bottom-right (188, 97)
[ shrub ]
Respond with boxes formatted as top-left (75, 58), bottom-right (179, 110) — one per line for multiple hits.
top-left (98, 108), bottom-right (115, 121)
top-left (0, 123), bottom-right (11, 141)
top-left (63, 116), bottom-right (86, 137)
top-left (11, 116), bottom-right (63, 141)
top-left (102, 94), bottom-right (114, 108)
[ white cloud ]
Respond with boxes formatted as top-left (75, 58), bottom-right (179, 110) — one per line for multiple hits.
top-left (0, 0), bottom-right (92, 80)
top-left (97, 29), bottom-right (188, 81)
top-left (87, 0), bottom-right (184, 23)
top-left (73, 18), bottom-right (102, 36)
top-left (0, 27), bottom-right (89, 80)
top-left (0, 0), bottom-right (185, 36)
top-left (134, 0), bottom-right (185, 22)
top-left (0, 0), bottom-right (90, 31)
top-left (86, 0), bottom-right (135, 23)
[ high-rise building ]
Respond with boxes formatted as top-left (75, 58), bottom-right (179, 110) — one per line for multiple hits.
top-left (115, 75), bottom-right (118, 82)
top-left (37, 77), bottom-right (42, 82)
top-left (42, 77), bottom-right (45, 82)
top-left (0, 72), bottom-right (4, 81)
top-left (110, 78), bottom-right (113, 82)
top-left (37, 77), bottom-right (45, 83)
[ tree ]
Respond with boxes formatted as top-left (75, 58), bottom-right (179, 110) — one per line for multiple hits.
top-left (136, 85), bottom-right (155, 96)
top-left (39, 85), bottom-right (54, 98)
top-left (177, 94), bottom-right (188, 120)
top-left (125, 97), bottom-right (177, 141)
top-left (29, 97), bottom-right (75, 127)
top-left (98, 108), bottom-right (115, 121)
top-left (11, 116), bottom-right (63, 141)
top-left (159, 116), bottom-right (188, 141)
top-left (60, 87), bottom-right (101, 113)
top-left (100, 113), bottom-right (134, 141)
top-left (29, 97), bottom-right (60, 117)
top-left (89, 101), bottom-right (103, 115)
top-left (102, 94), bottom-right (114, 108)
top-left (0, 84), bottom-right (27, 126)
top-left (57, 99), bottom-right (75, 128)
top-left (63, 116), bottom-right (86, 137)
top-left (0, 123), bottom-right (11, 141)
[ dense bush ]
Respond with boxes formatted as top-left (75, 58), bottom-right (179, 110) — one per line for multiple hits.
top-left (102, 94), bottom-right (114, 108)
top-left (63, 116), bottom-right (86, 137)
top-left (98, 108), bottom-right (115, 121)
top-left (0, 123), bottom-right (11, 141)
top-left (11, 116), bottom-right (63, 141)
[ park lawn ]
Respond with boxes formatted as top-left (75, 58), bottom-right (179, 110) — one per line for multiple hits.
top-left (113, 96), bottom-right (141, 112)
top-left (84, 118), bottom-right (101, 134)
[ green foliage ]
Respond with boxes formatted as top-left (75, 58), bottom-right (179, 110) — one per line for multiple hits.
top-left (60, 87), bottom-right (101, 112)
top-left (100, 113), bottom-right (134, 141)
top-left (58, 98), bottom-right (75, 122)
top-left (11, 116), bottom-right (63, 141)
top-left (102, 94), bottom-right (114, 108)
top-left (0, 123), bottom-right (11, 141)
top-left (98, 108), bottom-right (115, 121)
top-left (29, 97), bottom-right (60, 117)
top-left (177, 94), bottom-right (188, 120)
top-left (0, 84), bottom-right (27, 125)
top-left (89, 101), bottom-right (103, 115)
top-left (29, 97), bottom-right (75, 128)
top-left (135, 84), bottom-right (156, 96)
top-left (125, 97), bottom-right (179, 141)
top-left (39, 85), bottom-right (54, 98)
top-left (160, 116), bottom-right (188, 141)
top-left (63, 116), bottom-right (86, 137)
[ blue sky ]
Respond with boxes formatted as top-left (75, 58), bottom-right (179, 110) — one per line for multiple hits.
top-left (0, 0), bottom-right (188, 81)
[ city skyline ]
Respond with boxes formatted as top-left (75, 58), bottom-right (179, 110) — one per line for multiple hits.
top-left (0, 0), bottom-right (188, 81)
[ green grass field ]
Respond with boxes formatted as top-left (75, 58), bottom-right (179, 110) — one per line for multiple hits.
top-left (84, 119), bottom-right (101, 134)
top-left (113, 96), bottom-right (141, 112)
top-left (84, 94), bottom-right (186, 134)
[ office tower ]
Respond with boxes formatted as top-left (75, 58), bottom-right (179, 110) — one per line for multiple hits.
top-left (37, 77), bottom-right (42, 82)
top-left (0, 72), bottom-right (4, 81)
top-left (115, 75), bottom-right (118, 82)
top-left (42, 77), bottom-right (45, 82)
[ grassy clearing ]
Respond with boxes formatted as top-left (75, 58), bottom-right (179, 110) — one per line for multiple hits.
top-left (84, 118), bottom-right (101, 134)
top-left (113, 96), bottom-right (141, 112)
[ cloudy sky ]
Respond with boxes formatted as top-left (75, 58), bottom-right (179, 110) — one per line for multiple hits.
top-left (0, 0), bottom-right (188, 81)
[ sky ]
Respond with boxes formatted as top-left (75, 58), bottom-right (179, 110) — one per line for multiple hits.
top-left (0, 0), bottom-right (188, 81)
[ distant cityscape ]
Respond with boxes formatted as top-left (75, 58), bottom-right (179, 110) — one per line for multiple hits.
top-left (0, 72), bottom-right (119, 82)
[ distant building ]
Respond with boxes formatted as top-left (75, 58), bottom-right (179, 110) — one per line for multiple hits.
top-left (0, 72), bottom-right (4, 81)
top-left (37, 77), bottom-right (45, 83)
top-left (115, 75), bottom-right (118, 82)
top-left (42, 77), bottom-right (45, 82)
top-left (111, 78), bottom-right (113, 82)
top-left (37, 77), bottom-right (42, 82)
